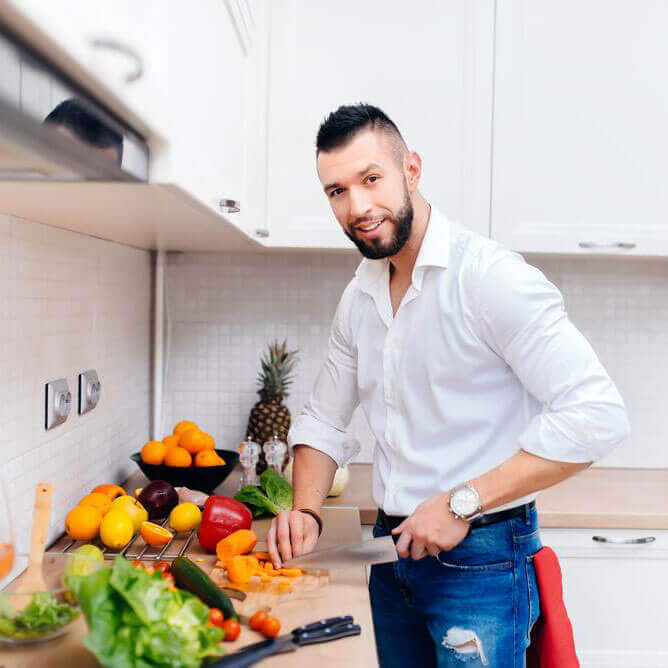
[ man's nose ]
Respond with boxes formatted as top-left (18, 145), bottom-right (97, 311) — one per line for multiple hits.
top-left (348, 186), bottom-right (373, 221)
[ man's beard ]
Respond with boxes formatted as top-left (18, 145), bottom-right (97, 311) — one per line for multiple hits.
top-left (345, 191), bottom-right (413, 260)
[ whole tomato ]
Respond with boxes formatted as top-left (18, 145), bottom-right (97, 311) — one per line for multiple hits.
top-left (260, 616), bottom-right (281, 638)
top-left (222, 618), bottom-right (241, 642)
top-left (209, 608), bottom-right (224, 629)
top-left (198, 496), bottom-right (252, 552)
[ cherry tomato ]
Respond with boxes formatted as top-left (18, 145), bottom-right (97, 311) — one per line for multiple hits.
top-left (154, 560), bottom-right (171, 574)
top-left (222, 618), bottom-right (241, 642)
top-left (260, 616), bottom-right (281, 638)
top-left (161, 571), bottom-right (175, 585)
top-left (249, 610), bottom-right (268, 632)
top-left (131, 560), bottom-right (146, 569)
top-left (209, 608), bottom-right (225, 629)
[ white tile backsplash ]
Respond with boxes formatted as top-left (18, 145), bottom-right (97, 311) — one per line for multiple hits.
top-left (164, 251), bottom-right (668, 469)
top-left (0, 215), bottom-right (152, 559)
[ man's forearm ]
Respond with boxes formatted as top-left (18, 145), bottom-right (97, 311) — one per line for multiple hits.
top-left (470, 449), bottom-right (591, 512)
top-left (292, 444), bottom-right (338, 513)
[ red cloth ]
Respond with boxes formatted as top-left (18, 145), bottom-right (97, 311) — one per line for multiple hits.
top-left (526, 546), bottom-right (580, 668)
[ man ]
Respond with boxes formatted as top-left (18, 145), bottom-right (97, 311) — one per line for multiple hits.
top-left (266, 104), bottom-right (629, 667)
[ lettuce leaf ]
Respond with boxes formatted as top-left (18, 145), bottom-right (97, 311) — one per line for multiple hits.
top-left (234, 470), bottom-right (293, 517)
top-left (0, 591), bottom-right (79, 639)
top-left (68, 556), bottom-right (223, 667)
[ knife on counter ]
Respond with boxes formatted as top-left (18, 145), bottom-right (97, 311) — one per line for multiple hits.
top-left (207, 616), bottom-right (361, 667)
top-left (282, 535), bottom-right (398, 568)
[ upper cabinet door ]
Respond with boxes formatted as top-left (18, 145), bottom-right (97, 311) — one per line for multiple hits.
top-left (263, 0), bottom-right (495, 249)
top-left (492, 0), bottom-right (668, 256)
top-left (150, 0), bottom-right (265, 236)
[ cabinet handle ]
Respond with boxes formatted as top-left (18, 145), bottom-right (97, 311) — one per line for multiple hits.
top-left (90, 38), bottom-right (143, 83)
top-left (219, 199), bottom-right (240, 214)
top-left (578, 242), bottom-right (636, 250)
top-left (592, 535), bottom-right (656, 544)
top-left (254, 228), bottom-right (270, 238)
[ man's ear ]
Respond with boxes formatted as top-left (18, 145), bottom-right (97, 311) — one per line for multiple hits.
top-left (404, 150), bottom-right (422, 193)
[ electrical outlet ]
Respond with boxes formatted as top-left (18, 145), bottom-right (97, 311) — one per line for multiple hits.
top-left (78, 370), bottom-right (101, 415)
top-left (45, 378), bottom-right (71, 430)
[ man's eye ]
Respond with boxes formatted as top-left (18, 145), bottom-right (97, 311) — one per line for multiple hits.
top-left (329, 188), bottom-right (344, 198)
top-left (366, 175), bottom-right (379, 184)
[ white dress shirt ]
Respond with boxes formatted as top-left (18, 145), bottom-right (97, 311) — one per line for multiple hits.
top-left (288, 207), bottom-right (630, 516)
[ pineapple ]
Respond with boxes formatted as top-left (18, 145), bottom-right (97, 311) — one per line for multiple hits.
top-left (246, 340), bottom-right (298, 474)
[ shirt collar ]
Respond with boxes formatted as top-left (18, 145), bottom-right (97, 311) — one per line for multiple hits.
top-left (354, 206), bottom-right (451, 295)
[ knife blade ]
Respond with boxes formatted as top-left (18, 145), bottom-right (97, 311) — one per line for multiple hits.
top-left (282, 535), bottom-right (397, 568)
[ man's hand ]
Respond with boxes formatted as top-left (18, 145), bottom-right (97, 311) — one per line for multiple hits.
top-left (267, 509), bottom-right (320, 568)
top-left (392, 492), bottom-right (470, 560)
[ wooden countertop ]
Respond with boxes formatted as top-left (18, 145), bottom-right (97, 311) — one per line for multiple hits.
top-left (313, 464), bottom-right (668, 530)
top-left (1, 502), bottom-right (377, 668)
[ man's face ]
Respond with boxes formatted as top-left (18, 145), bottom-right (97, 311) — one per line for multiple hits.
top-left (317, 130), bottom-right (414, 259)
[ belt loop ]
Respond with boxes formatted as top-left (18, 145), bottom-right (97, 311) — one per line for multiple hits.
top-left (524, 503), bottom-right (530, 526)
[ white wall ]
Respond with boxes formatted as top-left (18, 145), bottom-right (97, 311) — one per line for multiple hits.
top-left (0, 215), bottom-right (152, 558)
top-left (163, 249), bottom-right (668, 469)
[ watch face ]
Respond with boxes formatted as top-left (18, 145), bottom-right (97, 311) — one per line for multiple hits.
top-left (452, 487), bottom-right (479, 516)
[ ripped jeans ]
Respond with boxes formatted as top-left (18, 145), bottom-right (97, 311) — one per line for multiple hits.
top-left (369, 504), bottom-right (542, 667)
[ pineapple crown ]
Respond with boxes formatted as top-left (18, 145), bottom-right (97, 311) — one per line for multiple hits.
top-left (256, 340), bottom-right (298, 401)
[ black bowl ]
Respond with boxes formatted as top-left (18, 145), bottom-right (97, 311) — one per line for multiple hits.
top-left (130, 449), bottom-right (239, 494)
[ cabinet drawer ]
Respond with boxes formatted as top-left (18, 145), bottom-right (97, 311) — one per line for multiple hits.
top-left (541, 528), bottom-right (668, 559)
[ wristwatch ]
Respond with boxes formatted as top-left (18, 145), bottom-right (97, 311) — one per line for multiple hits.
top-left (449, 483), bottom-right (483, 522)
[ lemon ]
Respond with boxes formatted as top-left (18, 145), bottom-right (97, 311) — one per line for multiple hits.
top-left (169, 502), bottom-right (202, 532)
top-left (100, 510), bottom-right (134, 549)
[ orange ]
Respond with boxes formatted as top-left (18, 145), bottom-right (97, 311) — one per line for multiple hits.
top-left (141, 440), bottom-right (168, 465)
top-left (65, 505), bottom-right (102, 541)
top-left (78, 492), bottom-right (112, 517)
top-left (179, 429), bottom-right (215, 455)
top-left (195, 450), bottom-right (225, 467)
top-left (140, 521), bottom-right (173, 547)
top-left (91, 484), bottom-right (126, 500)
top-left (162, 434), bottom-right (180, 449)
top-left (164, 446), bottom-right (192, 467)
top-left (173, 420), bottom-right (198, 436)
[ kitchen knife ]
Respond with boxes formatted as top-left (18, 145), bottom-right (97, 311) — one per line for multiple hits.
top-left (207, 616), bottom-right (361, 667)
top-left (282, 534), bottom-right (397, 568)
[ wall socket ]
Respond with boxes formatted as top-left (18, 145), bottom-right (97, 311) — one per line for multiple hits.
top-left (78, 370), bottom-right (101, 415)
top-left (45, 378), bottom-right (71, 430)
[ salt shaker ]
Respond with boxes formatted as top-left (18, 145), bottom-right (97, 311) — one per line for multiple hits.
top-left (238, 437), bottom-right (261, 489)
top-left (263, 435), bottom-right (287, 475)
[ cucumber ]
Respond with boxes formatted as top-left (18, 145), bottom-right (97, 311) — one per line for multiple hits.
top-left (171, 556), bottom-right (237, 620)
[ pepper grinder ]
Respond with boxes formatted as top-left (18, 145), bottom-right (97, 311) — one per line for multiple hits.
top-left (238, 437), bottom-right (261, 490)
top-left (263, 435), bottom-right (287, 475)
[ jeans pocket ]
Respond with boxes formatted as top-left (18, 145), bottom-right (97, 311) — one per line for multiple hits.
top-left (436, 553), bottom-right (513, 573)
top-left (525, 555), bottom-right (540, 642)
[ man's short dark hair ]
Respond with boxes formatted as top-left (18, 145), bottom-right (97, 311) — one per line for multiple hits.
top-left (44, 99), bottom-right (123, 165)
top-left (316, 103), bottom-right (405, 156)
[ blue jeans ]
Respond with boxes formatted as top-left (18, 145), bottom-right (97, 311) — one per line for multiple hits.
top-left (369, 504), bottom-right (542, 667)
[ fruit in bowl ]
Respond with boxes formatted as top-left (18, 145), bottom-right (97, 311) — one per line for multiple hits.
top-left (140, 422), bottom-right (222, 468)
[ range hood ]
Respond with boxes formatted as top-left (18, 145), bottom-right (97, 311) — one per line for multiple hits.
top-left (0, 23), bottom-right (148, 181)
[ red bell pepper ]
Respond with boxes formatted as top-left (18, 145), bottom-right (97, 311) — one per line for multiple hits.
top-left (198, 496), bottom-right (252, 552)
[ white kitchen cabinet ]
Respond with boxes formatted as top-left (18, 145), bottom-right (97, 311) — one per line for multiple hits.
top-left (4, 0), bottom-right (162, 134)
top-left (150, 0), bottom-right (269, 238)
top-left (541, 527), bottom-right (668, 665)
top-left (491, 0), bottom-right (668, 257)
top-left (263, 0), bottom-right (495, 249)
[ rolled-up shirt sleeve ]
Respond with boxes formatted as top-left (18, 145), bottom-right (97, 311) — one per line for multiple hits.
top-left (474, 249), bottom-right (631, 463)
top-left (288, 282), bottom-right (360, 467)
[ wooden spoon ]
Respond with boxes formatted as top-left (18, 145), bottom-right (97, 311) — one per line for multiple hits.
top-left (9, 483), bottom-right (53, 608)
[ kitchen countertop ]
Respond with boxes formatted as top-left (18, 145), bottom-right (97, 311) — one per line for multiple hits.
top-left (283, 463), bottom-right (668, 530)
top-left (2, 500), bottom-right (377, 668)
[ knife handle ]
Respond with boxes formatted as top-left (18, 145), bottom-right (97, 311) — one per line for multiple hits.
top-left (293, 615), bottom-right (353, 636)
top-left (296, 622), bottom-right (361, 646)
top-left (205, 638), bottom-right (278, 668)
